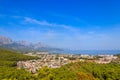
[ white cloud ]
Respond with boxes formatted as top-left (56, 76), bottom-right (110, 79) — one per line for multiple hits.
top-left (24, 17), bottom-right (79, 32)
top-left (2, 15), bottom-right (120, 49)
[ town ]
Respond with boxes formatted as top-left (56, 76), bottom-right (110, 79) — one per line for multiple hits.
top-left (17, 52), bottom-right (119, 73)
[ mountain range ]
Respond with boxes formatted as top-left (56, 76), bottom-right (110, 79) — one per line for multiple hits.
top-left (1, 35), bottom-right (120, 54)
top-left (0, 35), bottom-right (62, 52)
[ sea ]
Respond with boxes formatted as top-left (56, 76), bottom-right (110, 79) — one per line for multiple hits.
top-left (51, 50), bottom-right (120, 55)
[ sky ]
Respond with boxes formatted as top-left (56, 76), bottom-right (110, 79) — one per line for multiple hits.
top-left (0, 0), bottom-right (120, 50)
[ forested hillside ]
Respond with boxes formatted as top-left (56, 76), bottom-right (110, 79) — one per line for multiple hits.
top-left (0, 48), bottom-right (39, 80)
top-left (0, 49), bottom-right (120, 80)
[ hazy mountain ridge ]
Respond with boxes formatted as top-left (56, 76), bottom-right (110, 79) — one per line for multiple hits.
top-left (0, 36), bottom-right (13, 45)
top-left (0, 35), bottom-right (62, 52)
top-left (1, 35), bottom-right (120, 54)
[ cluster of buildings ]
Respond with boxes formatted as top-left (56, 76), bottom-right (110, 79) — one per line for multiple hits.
top-left (17, 52), bottom-right (70, 73)
top-left (17, 52), bottom-right (119, 73)
top-left (94, 55), bottom-right (118, 64)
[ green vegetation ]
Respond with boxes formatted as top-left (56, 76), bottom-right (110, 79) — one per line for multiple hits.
top-left (36, 62), bottom-right (120, 80)
top-left (0, 48), bottom-right (120, 80)
top-left (0, 48), bottom-right (39, 67)
top-left (0, 48), bottom-right (39, 80)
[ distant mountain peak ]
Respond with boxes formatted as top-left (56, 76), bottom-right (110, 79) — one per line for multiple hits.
top-left (0, 35), bottom-right (12, 45)
top-left (0, 35), bottom-right (62, 52)
top-left (15, 40), bottom-right (32, 46)
top-left (34, 42), bottom-right (48, 49)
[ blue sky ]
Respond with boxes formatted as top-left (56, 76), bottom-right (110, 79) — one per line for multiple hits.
top-left (0, 0), bottom-right (120, 50)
